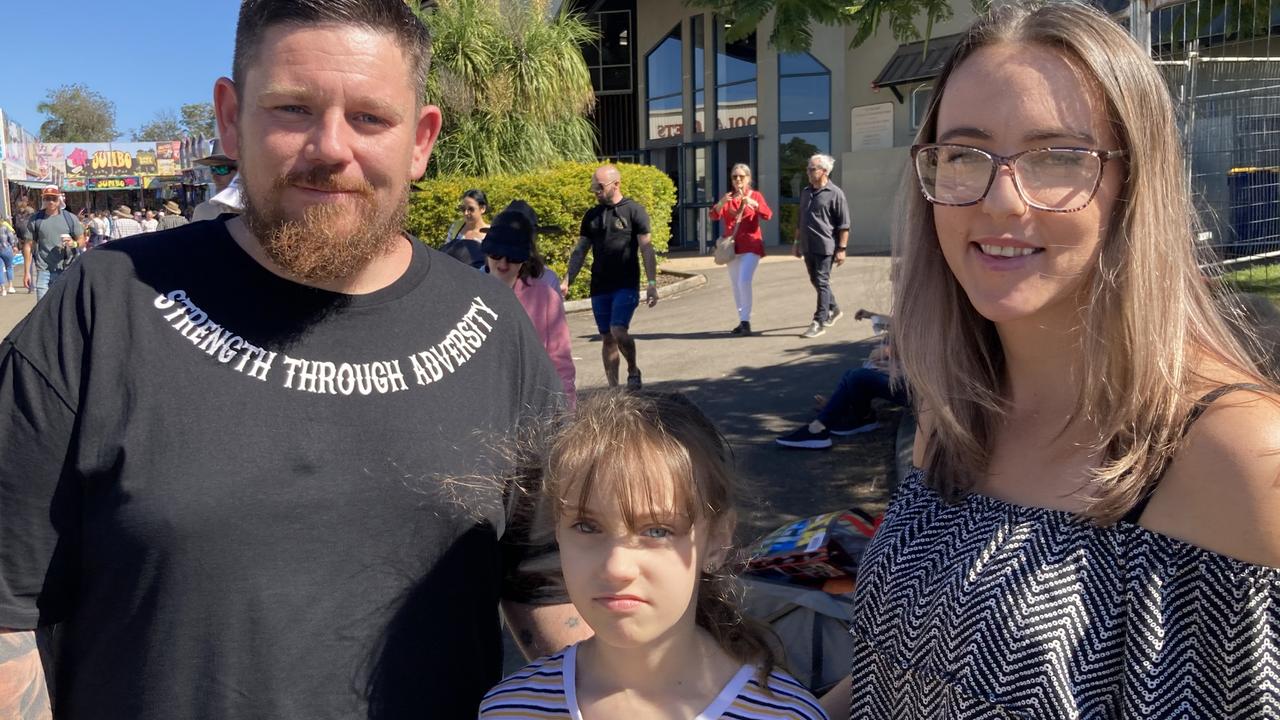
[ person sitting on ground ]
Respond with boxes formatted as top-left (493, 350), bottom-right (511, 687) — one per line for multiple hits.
top-left (481, 389), bottom-right (828, 719)
top-left (440, 188), bottom-right (490, 269)
top-left (483, 200), bottom-right (576, 407)
top-left (776, 309), bottom-right (907, 449)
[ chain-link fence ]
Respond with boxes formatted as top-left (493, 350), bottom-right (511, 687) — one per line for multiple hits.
top-left (1148, 0), bottom-right (1280, 287)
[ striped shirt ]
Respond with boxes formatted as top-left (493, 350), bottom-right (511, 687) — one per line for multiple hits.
top-left (479, 643), bottom-right (828, 719)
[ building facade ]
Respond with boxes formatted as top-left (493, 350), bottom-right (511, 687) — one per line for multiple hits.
top-left (569, 0), bottom-right (979, 253)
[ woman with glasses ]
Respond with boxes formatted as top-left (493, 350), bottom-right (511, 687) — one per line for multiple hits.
top-left (820, 3), bottom-right (1280, 718)
top-left (710, 163), bottom-right (772, 336)
top-left (440, 189), bottom-right (490, 270)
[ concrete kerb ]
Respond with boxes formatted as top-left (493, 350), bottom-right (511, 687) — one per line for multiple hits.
top-left (562, 268), bottom-right (708, 314)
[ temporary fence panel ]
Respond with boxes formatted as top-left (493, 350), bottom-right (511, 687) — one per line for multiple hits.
top-left (1149, 0), bottom-right (1280, 280)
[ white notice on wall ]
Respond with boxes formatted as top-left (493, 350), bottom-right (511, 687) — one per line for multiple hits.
top-left (851, 103), bottom-right (895, 151)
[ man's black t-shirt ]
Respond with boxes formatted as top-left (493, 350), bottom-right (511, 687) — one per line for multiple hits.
top-left (0, 220), bottom-right (564, 719)
top-left (578, 197), bottom-right (651, 296)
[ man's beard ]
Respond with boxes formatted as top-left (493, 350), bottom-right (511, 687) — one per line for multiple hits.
top-left (241, 167), bottom-right (407, 283)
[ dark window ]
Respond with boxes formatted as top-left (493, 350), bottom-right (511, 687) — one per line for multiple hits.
top-left (715, 20), bottom-right (757, 133)
top-left (692, 15), bottom-right (707, 135)
top-left (646, 25), bottom-right (683, 141)
top-left (585, 10), bottom-right (633, 95)
top-left (779, 53), bottom-right (832, 239)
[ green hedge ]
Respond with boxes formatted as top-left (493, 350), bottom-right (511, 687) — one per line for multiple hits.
top-left (406, 161), bottom-right (677, 299)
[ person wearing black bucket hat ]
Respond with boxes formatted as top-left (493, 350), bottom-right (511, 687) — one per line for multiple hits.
top-left (484, 201), bottom-right (576, 406)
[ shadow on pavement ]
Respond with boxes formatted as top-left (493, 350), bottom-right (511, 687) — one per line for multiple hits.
top-left (633, 335), bottom-right (901, 545)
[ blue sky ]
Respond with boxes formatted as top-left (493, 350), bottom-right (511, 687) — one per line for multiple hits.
top-left (3, 1), bottom-right (240, 139)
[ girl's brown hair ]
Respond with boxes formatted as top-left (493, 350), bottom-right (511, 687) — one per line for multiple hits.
top-left (541, 389), bottom-right (781, 679)
top-left (893, 1), bottom-right (1272, 522)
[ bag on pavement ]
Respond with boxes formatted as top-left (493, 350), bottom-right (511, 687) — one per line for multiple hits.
top-left (745, 508), bottom-right (880, 581)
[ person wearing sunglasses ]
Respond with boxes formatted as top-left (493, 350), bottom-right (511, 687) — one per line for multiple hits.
top-left (441, 188), bottom-right (490, 269)
top-left (191, 139), bottom-right (242, 222)
top-left (483, 200), bottom-right (576, 407)
top-left (711, 163), bottom-right (772, 336)
top-left (820, 4), bottom-right (1280, 719)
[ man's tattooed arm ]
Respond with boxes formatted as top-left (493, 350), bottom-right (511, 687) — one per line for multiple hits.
top-left (0, 631), bottom-right (52, 720)
top-left (501, 601), bottom-right (593, 661)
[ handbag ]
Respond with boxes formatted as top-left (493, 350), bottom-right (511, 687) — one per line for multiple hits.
top-left (713, 194), bottom-right (749, 265)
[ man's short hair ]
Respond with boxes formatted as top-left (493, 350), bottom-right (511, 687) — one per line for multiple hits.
top-left (232, 0), bottom-right (433, 103)
top-left (810, 154), bottom-right (835, 172)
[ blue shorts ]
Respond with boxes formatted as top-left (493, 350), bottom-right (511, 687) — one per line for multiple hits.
top-left (591, 288), bottom-right (640, 335)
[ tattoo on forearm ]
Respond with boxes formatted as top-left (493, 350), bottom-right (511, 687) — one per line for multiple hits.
top-left (0, 632), bottom-right (52, 720)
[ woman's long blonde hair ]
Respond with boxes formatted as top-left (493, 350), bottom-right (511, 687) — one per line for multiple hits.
top-left (893, 1), bottom-right (1270, 523)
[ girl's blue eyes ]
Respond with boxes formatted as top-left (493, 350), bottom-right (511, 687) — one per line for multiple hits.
top-left (568, 521), bottom-right (676, 539)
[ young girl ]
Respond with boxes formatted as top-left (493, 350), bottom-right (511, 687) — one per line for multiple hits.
top-left (480, 390), bottom-right (827, 719)
top-left (824, 3), bottom-right (1280, 717)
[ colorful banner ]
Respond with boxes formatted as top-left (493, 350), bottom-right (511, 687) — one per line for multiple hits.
top-left (36, 144), bottom-right (64, 184)
top-left (3, 112), bottom-right (29, 178)
top-left (22, 129), bottom-right (38, 176)
top-left (86, 176), bottom-right (141, 191)
top-left (63, 141), bottom-right (182, 184)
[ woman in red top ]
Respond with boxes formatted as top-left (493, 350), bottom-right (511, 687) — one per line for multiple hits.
top-left (710, 164), bottom-right (772, 336)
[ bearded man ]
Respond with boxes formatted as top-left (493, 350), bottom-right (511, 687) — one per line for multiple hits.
top-left (0, 2), bottom-right (588, 718)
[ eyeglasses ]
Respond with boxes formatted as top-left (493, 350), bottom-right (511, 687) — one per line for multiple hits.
top-left (590, 180), bottom-right (618, 193)
top-left (487, 254), bottom-right (519, 263)
top-left (911, 144), bottom-right (1125, 212)
top-left (806, 166), bottom-right (824, 173)
top-left (731, 174), bottom-right (748, 179)
top-left (210, 165), bottom-right (234, 176)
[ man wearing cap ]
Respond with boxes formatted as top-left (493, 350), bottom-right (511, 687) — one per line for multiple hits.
top-left (22, 185), bottom-right (84, 302)
top-left (0, 2), bottom-right (587, 719)
top-left (157, 201), bottom-right (189, 231)
top-left (109, 205), bottom-right (145, 240)
top-left (562, 164), bottom-right (657, 389)
top-left (482, 200), bottom-right (576, 406)
top-left (192, 139), bottom-right (242, 222)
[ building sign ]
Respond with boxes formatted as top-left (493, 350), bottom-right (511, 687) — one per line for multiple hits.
top-left (85, 176), bottom-right (141, 191)
top-left (851, 103), bottom-right (895, 151)
top-left (648, 100), bottom-right (758, 140)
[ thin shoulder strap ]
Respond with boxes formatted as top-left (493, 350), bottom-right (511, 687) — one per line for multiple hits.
top-left (1122, 382), bottom-right (1269, 524)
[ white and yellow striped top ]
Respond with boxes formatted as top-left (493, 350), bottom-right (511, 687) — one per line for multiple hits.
top-left (479, 643), bottom-right (829, 719)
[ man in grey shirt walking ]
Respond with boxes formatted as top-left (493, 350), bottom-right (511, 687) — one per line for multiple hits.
top-left (792, 153), bottom-right (850, 338)
top-left (23, 185), bottom-right (85, 302)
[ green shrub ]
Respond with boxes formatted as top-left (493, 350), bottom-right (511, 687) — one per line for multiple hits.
top-left (406, 161), bottom-right (677, 299)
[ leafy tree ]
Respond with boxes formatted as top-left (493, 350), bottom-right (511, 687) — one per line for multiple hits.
top-left (132, 109), bottom-right (184, 141)
top-left (36, 84), bottom-right (120, 142)
top-left (415, 0), bottom-right (599, 177)
top-left (180, 102), bottom-right (217, 138)
top-left (683, 0), bottom-right (984, 53)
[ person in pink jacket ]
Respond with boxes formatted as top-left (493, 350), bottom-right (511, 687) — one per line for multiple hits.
top-left (483, 201), bottom-right (577, 408)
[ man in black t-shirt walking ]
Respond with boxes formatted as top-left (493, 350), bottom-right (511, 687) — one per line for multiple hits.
top-left (563, 164), bottom-right (658, 388)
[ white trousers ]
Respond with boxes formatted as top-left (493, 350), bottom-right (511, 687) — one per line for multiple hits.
top-left (727, 251), bottom-right (761, 322)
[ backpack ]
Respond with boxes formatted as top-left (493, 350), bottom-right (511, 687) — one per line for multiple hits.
top-left (29, 209), bottom-right (80, 246)
top-left (30, 210), bottom-right (82, 272)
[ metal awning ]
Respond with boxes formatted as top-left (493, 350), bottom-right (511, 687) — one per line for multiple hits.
top-left (872, 33), bottom-right (964, 103)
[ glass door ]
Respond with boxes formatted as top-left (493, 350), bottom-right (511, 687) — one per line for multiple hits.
top-left (680, 140), bottom-right (716, 252)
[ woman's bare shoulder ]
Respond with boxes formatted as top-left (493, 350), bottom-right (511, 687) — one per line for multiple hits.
top-left (1144, 385), bottom-right (1280, 568)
